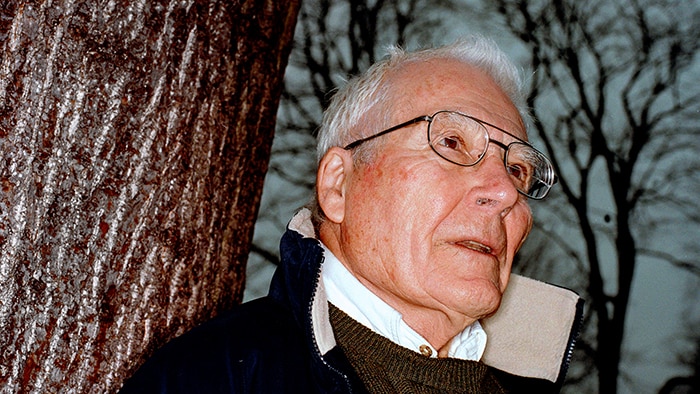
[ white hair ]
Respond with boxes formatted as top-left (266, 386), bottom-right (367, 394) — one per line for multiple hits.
top-left (316, 35), bottom-right (530, 162)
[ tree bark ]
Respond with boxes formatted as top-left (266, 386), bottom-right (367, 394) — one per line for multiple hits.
top-left (0, 0), bottom-right (299, 392)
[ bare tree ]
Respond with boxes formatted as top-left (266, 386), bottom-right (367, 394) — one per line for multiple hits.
top-left (488, 0), bottom-right (700, 392)
top-left (0, 0), bottom-right (299, 392)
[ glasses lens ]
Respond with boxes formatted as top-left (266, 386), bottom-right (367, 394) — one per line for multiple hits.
top-left (505, 143), bottom-right (556, 199)
top-left (428, 111), bottom-right (489, 166)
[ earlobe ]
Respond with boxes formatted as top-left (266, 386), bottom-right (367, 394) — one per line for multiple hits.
top-left (317, 147), bottom-right (352, 224)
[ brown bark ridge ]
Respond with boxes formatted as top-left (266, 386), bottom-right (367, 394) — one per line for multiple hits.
top-left (0, 0), bottom-right (300, 392)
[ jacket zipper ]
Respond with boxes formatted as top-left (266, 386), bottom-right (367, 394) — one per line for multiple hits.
top-left (307, 252), bottom-right (354, 393)
top-left (556, 298), bottom-right (585, 387)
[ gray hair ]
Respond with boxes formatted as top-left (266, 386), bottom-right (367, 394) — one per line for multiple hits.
top-left (309, 36), bottom-right (529, 228)
top-left (316, 35), bottom-right (530, 162)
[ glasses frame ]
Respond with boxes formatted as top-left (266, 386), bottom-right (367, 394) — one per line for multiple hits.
top-left (343, 110), bottom-right (558, 199)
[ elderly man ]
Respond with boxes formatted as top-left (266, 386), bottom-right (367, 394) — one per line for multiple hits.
top-left (121, 37), bottom-right (582, 393)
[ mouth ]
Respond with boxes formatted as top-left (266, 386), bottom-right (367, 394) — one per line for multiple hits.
top-left (456, 240), bottom-right (493, 255)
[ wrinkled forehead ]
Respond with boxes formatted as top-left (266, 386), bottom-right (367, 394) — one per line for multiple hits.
top-left (382, 58), bottom-right (527, 141)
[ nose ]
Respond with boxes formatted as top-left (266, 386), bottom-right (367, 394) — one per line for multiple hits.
top-left (469, 150), bottom-right (520, 215)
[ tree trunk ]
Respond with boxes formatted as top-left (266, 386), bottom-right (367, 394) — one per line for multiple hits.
top-left (0, 0), bottom-right (299, 392)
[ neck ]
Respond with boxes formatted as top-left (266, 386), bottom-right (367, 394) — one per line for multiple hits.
top-left (386, 296), bottom-right (476, 351)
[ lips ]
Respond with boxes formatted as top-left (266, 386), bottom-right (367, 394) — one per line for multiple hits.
top-left (456, 240), bottom-right (493, 255)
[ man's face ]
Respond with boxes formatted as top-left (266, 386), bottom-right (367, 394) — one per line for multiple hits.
top-left (320, 59), bottom-right (533, 326)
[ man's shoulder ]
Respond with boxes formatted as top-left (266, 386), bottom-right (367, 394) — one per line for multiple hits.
top-left (120, 296), bottom-right (310, 393)
top-left (177, 296), bottom-right (303, 349)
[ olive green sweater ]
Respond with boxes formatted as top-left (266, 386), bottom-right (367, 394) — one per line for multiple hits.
top-left (329, 304), bottom-right (507, 394)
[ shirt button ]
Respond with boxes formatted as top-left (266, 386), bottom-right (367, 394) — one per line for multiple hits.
top-left (419, 345), bottom-right (433, 357)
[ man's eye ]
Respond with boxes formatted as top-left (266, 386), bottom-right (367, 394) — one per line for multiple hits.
top-left (437, 134), bottom-right (464, 151)
top-left (507, 163), bottom-right (530, 181)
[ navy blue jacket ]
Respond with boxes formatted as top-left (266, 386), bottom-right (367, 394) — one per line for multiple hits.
top-left (120, 210), bottom-right (582, 393)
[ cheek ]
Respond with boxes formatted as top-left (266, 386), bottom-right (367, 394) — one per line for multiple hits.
top-left (351, 157), bottom-right (405, 192)
top-left (512, 205), bottom-right (533, 248)
top-left (351, 159), bottom-right (418, 214)
top-left (346, 164), bottom-right (384, 211)
top-left (342, 164), bottom-right (401, 252)
top-left (504, 205), bottom-right (533, 266)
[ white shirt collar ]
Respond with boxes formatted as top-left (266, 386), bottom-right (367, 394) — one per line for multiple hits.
top-left (320, 243), bottom-right (487, 360)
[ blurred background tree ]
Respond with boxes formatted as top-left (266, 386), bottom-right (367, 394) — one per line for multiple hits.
top-left (247, 0), bottom-right (700, 393)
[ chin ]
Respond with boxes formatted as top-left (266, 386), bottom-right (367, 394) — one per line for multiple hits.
top-left (479, 296), bottom-right (503, 319)
top-left (451, 279), bottom-right (504, 319)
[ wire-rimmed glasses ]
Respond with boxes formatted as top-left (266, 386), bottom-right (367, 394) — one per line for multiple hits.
top-left (344, 110), bottom-right (558, 199)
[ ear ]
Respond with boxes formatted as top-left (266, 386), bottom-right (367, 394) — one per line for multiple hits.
top-left (317, 147), bottom-right (353, 224)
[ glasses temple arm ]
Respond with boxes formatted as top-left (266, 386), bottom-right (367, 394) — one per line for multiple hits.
top-left (344, 116), bottom-right (431, 150)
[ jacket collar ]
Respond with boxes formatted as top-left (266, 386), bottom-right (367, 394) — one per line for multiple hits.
top-left (285, 209), bottom-right (337, 355)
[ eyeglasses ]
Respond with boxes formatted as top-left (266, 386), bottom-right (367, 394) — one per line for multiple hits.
top-left (344, 110), bottom-right (558, 199)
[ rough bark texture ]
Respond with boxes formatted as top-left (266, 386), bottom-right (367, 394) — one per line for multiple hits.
top-left (0, 0), bottom-right (299, 392)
